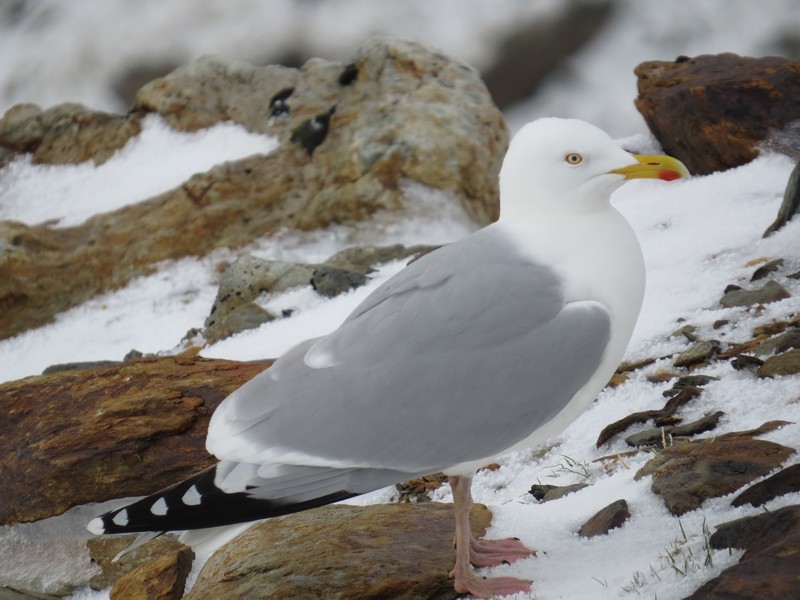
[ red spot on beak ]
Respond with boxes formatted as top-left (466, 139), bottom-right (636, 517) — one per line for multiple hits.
top-left (659, 170), bottom-right (681, 181)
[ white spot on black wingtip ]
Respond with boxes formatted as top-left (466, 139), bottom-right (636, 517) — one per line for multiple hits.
top-left (87, 516), bottom-right (106, 535)
top-left (151, 497), bottom-right (168, 516)
top-left (112, 510), bottom-right (129, 527)
top-left (182, 485), bottom-right (202, 506)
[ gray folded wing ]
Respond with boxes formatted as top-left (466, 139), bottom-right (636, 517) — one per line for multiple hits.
top-left (208, 225), bottom-right (612, 476)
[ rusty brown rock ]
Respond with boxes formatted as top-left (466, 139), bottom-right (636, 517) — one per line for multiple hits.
top-left (577, 499), bottom-right (630, 538)
top-left (185, 502), bottom-right (492, 600)
top-left (110, 544), bottom-right (194, 600)
top-left (635, 422), bottom-right (794, 516)
top-left (87, 535), bottom-right (191, 591)
top-left (0, 38), bottom-right (507, 342)
top-left (685, 504), bottom-right (800, 599)
top-left (757, 347), bottom-right (800, 377)
top-left (731, 463), bottom-right (800, 508)
top-left (0, 355), bottom-right (269, 525)
top-left (634, 53), bottom-right (800, 175)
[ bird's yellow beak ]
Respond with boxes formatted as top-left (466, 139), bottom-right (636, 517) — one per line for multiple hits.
top-left (611, 154), bottom-right (690, 182)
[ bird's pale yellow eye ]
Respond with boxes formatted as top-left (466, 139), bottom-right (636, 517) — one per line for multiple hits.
top-left (565, 152), bottom-right (583, 165)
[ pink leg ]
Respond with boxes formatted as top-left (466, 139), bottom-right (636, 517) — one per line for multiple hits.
top-left (449, 475), bottom-right (533, 598)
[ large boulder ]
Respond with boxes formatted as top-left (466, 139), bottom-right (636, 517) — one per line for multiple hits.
top-left (185, 502), bottom-right (492, 600)
top-left (634, 53), bottom-right (800, 175)
top-left (0, 38), bottom-right (507, 341)
top-left (0, 355), bottom-right (270, 525)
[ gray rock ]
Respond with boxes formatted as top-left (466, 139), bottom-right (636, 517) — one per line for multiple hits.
top-left (204, 255), bottom-right (315, 342)
top-left (750, 258), bottom-right (784, 281)
top-left (310, 265), bottom-right (367, 298)
top-left (673, 340), bottom-right (721, 368)
top-left (720, 280), bottom-right (791, 308)
top-left (753, 328), bottom-right (800, 357)
top-left (529, 482), bottom-right (589, 502)
top-left (323, 244), bottom-right (436, 272)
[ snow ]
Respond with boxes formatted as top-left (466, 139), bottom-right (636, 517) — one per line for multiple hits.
top-left (2, 2), bottom-right (800, 599)
top-left (0, 114), bottom-right (278, 227)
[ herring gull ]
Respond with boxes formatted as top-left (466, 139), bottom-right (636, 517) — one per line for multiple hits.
top-left (88, 118), bottom-right (688, 598)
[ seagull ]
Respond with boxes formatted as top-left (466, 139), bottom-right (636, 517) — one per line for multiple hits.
top-left (88, 118), bottom-right (688, 598)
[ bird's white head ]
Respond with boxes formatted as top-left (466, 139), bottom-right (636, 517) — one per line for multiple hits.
top-left (498, 118), bottom-right (689, 220)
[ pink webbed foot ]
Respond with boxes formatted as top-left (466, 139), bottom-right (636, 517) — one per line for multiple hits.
top-left (469, 536), bottom-right (536, 568)
top-left (453, 574), bottom-right (532, 599)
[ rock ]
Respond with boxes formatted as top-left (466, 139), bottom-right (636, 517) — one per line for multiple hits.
top-left (596, 386), bottom-right (702, 448)
top-left (719, 280), bottom-right (791, 308)
top-left (0, 102), bottom-right (142, 167)
top-left (41, 360), bottom-right (119, 375)
top-left (661, 374), bottom-right (719, 397)
top-left (753, 328), bottom-right (800, 356)
top-left (730, 354), bottom-right (765, 372)
top-left (87, 535), bottom-right (191, 591)
top-left (750, 258), bottom-right (784, 281)
top-left (0, 536), bottom-right (98, 599)
top-left (673, 340), bottom-right (721, 368)
top-left (204, 302), bottom-right (275, 345)
top-left (0, 355), bottom-right (269, 525)
top-left (481, 0), bottom-right (612, 108)
top-left (323, 243), bottom-right (435, 272)
top-left (757, 347), bottom-right (800, 377)
top-left (625, 411), bottom-right (724, 448)
top-left (395, 473), bottom-right (447, 503)
top-left (529, 483), bottom-right (589, 502)
top-left (764, 160), bottom-right (800, 237)
top-left (310, 265), bottom-right (367, 297)
top-left (634, 53), bottom-right (800, 175)
top-left (110, 544), bottom-right (194, 600)
top-left (0, 38), bottom-right (507, 341)
top-left (635, 422), bottom-right (794, 516)
top-left (203, 255), bottom-right (316, 342)
top-left (670, 323), bottom-right (698, 341)
top-left (577, 499), bottom-right (630, 538)
top-left (731, 463), bottom-right (800, 508)
top-left (184, 502), bottom-right (492, 600)
top-left (685, 505), bottom-right (800, 599)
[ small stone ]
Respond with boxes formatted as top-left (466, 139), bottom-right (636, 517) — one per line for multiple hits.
top-left (529, 483), bottom-right (590, 502)
top-left (670, 324), bottom-right (698, 341)
top-left (310, 265), bottom-right (367, 298)
top-left (87, 535), bottom-right (191, 590)
top-left (661, 374), bottom-right (719, 397)
top-left (595, 386), bottom-right (702, 448)
top-left (712, 319), bottom-right (730, 329)
top-left (757, 348), bottom-right (800, 378)
top-left (720, 280), bottom-right (791, 308)
top-left (110, 545), bottom-right (194, 600)
top-left (753, 328), bottom-right (800, 357)
top-left (625, 411), bottom-right (723, 448)
top-left (751, 258), bottom-right (784, 281)
top-left (673, 340), bottom-right (721, 368)
top-left (732, 464), bottom-right (800, 508)
top-left (578, 499), bottom-right (630, 538)
top-left (204, 302), bottom-right (275, 344)
top-left (731, 354), bottom-right (765, 372)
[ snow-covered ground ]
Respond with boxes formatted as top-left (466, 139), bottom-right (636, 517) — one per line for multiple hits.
top-left (2, 1), bottom-right (800, 599)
